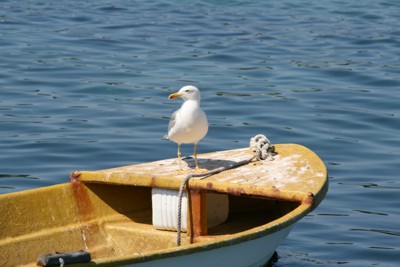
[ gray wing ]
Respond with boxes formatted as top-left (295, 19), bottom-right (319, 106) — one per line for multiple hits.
top-left (165, 109), bottom-right (178, 139)
top-left (168, 109), bottom-right (178, 132)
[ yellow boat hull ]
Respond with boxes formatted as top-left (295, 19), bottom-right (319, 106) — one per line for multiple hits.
top-left (0, 144), bottom-right (328, 266)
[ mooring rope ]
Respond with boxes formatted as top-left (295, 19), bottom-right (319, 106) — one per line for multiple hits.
top-left (176, 134), bottom-right (275, 246)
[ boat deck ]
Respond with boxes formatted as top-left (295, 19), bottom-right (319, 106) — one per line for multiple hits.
top-left (75, 144), bottom-right (327, 207)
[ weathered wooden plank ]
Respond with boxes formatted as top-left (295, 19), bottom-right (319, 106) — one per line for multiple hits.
top-left (73, 144), bottom-right (327, 206)
top-left (187, 190), bottom-right (208, 239)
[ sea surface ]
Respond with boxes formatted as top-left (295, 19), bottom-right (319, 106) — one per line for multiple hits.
top-left (1, 0), bottom-right (399, 266)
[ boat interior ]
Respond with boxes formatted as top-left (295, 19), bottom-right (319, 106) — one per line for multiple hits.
top-left (0, 182), bottom-right (301, 266)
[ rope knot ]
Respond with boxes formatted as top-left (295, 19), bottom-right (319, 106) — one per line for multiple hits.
top-left (250, 134), bottom-right (276, 161)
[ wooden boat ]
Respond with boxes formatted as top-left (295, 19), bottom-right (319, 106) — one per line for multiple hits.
top-left (0, 144), bottom-right (327, 267)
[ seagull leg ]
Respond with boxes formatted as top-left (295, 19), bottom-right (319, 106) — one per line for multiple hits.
top-left (193, 143), bottom-right (199, 169)
top-left (177, 144), bottom-right (183, 171)
top-left (193, 143), bottom-right (207, 173)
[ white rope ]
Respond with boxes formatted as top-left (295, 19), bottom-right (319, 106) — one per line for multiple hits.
top-left (176, 134), bottom-right (275, 246)
top-left (249, 134), bottom-right (275, 161)
top-left (176, 174), bottom-right (191, 246)
top-left (59, 258), bottom-right (65, 267)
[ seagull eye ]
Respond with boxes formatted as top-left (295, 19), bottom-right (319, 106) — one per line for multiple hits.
top-left (185, 89), bottom-right (190, 93)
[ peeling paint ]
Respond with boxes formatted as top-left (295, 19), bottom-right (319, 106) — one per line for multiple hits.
top-left (78, 144), bottom-right (327, 205)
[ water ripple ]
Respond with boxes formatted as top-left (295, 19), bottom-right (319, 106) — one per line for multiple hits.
top-left (1, 0), bottom-right (400, 266)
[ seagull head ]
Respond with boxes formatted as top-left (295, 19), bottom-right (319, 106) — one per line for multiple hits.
top-left (168, 85), bottom-right (201, 101)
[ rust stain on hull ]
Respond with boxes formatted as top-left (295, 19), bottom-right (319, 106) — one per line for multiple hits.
top-left (71, 173), bottom-right (100, 253)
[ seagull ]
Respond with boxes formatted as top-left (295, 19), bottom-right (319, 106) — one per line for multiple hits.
top-left (165, 85), bottom-right (208, 172)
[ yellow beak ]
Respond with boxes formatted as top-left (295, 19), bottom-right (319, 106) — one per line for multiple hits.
top-left (168, 92), bottom-right (182, 99)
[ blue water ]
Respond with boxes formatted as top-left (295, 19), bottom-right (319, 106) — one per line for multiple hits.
top-left (1, 0), bottom-right (399, 266)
